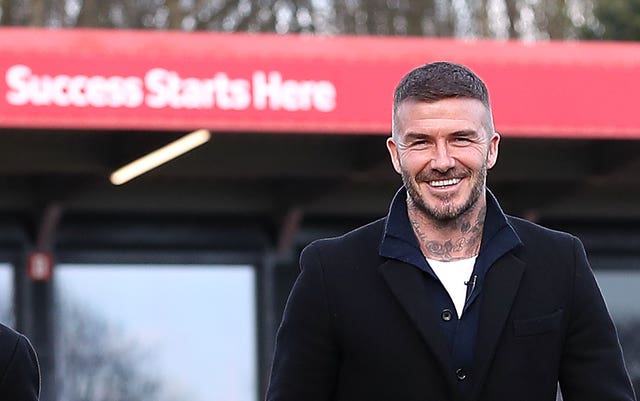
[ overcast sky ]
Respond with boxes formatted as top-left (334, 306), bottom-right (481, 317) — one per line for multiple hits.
top-left (56, 264), bottom-right (257, 401)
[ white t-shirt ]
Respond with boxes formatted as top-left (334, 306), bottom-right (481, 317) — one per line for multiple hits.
top-left (426, 256), bottom-right (477, 318)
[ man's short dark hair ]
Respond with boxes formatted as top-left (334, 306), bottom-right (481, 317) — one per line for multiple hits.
top-left (394, 61), bottom-right (490, 109)
top-left (392, 61), bottom-right (493, 135)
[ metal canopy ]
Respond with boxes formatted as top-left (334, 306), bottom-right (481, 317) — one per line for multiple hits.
top-left (0, 29), bottom-right (639, 249)
top-left (1, 28), bottom-right (640, 138)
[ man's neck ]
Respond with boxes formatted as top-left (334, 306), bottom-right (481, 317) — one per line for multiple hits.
top-left (408, 201), bottom-right (486, 262)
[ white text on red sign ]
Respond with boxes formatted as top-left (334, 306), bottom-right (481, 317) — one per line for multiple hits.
top-left (5, 65), bottom-right (337, 112)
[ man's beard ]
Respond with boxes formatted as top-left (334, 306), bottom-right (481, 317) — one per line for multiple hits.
top-left (402, 164), bottom-right (487, 222)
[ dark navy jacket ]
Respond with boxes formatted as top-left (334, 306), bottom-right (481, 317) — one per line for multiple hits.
top-left (267, 190), bottom-right (636, 401)
top-left (0, 323), bottom-right (40, 400)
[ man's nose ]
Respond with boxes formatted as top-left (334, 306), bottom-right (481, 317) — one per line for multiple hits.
top-left (430, 143), bottom-right (455, 172)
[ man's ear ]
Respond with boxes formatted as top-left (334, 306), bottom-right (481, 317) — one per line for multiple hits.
top-left (386, 136), bottom-right (402, 174)
top-left (486, 131), bottom-right (500, 169)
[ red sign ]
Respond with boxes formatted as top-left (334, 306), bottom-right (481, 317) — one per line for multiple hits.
top-left (27, 251), bottom-right (53, 281)
top-left (1, 28), bottom-right (640, 138)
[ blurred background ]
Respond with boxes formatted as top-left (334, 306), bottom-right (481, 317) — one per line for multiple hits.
top-left (1, 0), bottom-right (639, 400)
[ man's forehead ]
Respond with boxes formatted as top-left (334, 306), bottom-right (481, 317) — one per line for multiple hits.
top-left (396, 98), bottom-right (488, 131)
top-left (397, 97), bottom-right (488, 115)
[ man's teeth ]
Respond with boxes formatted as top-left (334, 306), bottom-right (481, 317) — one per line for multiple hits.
top-left (429, 178), bottom-right (461, 187)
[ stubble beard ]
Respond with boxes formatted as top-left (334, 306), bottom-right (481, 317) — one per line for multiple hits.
top-left (402, 163), bottom-right (487, 224)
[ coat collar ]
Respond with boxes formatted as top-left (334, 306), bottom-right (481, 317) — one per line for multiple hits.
top-left (379, 187), bottom-right (522, 270)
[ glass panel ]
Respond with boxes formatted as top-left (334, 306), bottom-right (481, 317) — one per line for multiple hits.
top-left (55, 264), bottom-right (256, 401)
top-left (0, 263), bottom-right (14, 326)
top-left (595, 270), bottom-right (640, 394)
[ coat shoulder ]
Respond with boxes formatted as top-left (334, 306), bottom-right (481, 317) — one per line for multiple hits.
top-left (0, 323), bottom-right (40, 400)
top-left (0, 323), bottom-right (24, 361)
top-left (507, 214), bottom-right (578, 247)
top-left (300, 217), bottom-right (386, 267)
top-left (506, 215), bottom-right (584, 272)
top-left (304, 217), bottom-right (385, 251)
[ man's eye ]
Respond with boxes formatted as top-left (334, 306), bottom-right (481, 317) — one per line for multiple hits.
top-left (411, 140), bottom-right (431, 148)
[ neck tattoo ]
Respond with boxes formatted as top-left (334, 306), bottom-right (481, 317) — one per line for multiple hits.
top-left (409, 206), bottom-right (486, 262)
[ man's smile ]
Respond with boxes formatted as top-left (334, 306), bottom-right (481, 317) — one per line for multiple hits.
top-left (428, 178), bottom-right (462, 188)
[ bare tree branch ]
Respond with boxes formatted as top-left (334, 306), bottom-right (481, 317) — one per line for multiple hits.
top-left (76, 0), bottom-right (101, 27)
top-left (475, 0), bottom-right (491, 37)
top-left (0, 0), bottom-right (13, 25)
top-left (543, 0), bottom-right (571, 39)
top-left (0, 0), bottom-right (602, 46)
top-left (30, 0), bottom-right (47, 26)
top-left (505, 0), bottom-right (520, 38)
top-left (166, 0), bottom-right (187, 30)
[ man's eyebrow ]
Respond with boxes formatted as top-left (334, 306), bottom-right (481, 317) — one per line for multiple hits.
top-left (451, 129), bottom-right (480, 136)
top-left (403, 132), bottom-right (430, 140)
top-left (403, 130), bottom-right (479, 139)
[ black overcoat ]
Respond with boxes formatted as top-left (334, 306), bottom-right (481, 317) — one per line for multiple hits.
top-left (266, 215), bottom-right (636, 401)
top-left (0, 323), bottom-right (40, 400)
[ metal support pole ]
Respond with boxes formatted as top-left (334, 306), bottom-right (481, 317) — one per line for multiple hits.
top-left (259, 251), bottom-right (278, 399)
top-left (259, 207), bottom-right (304, 399)
top-left (26, 204), bottom-right (62, 401)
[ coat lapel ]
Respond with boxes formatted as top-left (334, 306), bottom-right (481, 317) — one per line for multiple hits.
top-left (378, 259), bottom-right (458, 389)
top-left (469, 252), bottom-right (525, 401)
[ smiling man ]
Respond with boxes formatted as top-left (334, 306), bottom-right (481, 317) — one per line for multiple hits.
top-left (265, 62), bottom-right (636, 401)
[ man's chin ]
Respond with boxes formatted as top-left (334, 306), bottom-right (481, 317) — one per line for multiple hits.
top-left (422, 195), bottom-right (476, 221)
top-left (428, 208), bottom-right (463, 222)
top-left (414, 200), bottom-right (461, 221)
